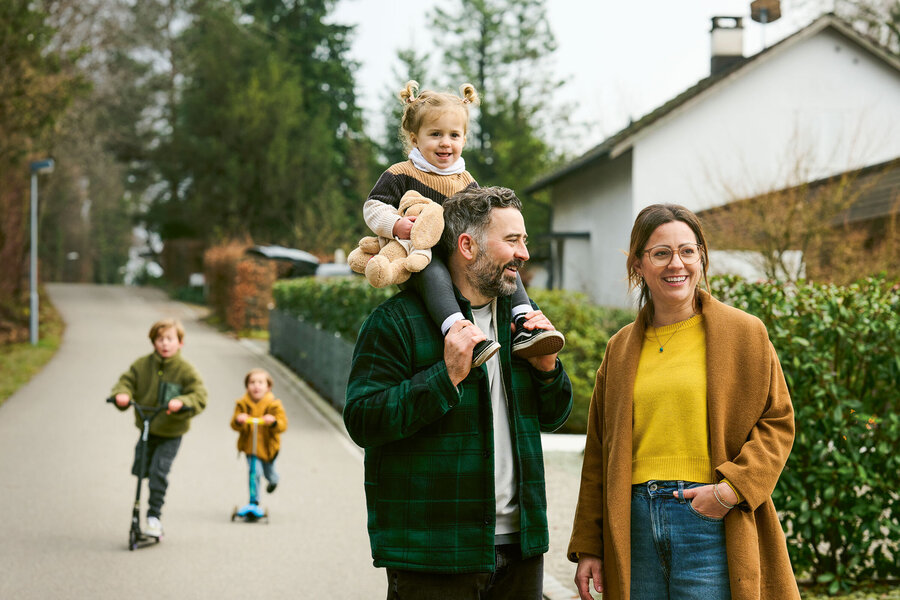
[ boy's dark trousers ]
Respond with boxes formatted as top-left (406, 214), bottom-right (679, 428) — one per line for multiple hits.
top-left (132, 434), bottom-right (182, 519)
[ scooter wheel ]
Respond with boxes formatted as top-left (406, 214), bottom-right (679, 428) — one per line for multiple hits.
top-left (129, 529), bottom-right (138, 551)
top-left (231, 506), bottom-right (238, 522)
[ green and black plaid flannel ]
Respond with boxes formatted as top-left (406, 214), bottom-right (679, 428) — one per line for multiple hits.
top-left (344, 288), bottom-right (573, 573)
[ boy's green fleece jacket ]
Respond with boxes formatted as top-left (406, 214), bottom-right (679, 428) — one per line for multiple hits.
top-left (111, 351), bottom-right (207, 437)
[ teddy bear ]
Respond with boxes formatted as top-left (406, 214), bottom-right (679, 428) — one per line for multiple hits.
top-left (347, 190), bottom-right (445, 288)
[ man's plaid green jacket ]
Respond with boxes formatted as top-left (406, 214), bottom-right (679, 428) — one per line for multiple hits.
top-left (344, 288), bottom-right (573, 573)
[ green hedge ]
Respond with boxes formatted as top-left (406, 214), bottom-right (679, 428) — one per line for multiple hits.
top-left (271, 277), bottom-right (395, 340)
top-left (527, 289), bottom-right (634, 432)
top-left (270, 278), bottom-right (633, 433)
top-left (711, 275), bottom-right (899, 593)
top-left (272, 275), bottom-right (899, 591)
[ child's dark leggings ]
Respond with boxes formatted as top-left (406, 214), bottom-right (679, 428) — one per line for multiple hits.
top-left (132, 434), bottom-right (182, 519)
top-left (410, 255), bottom-right (531, 335)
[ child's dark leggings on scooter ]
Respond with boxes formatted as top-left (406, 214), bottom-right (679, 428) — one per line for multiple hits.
top-left (410, 256), bottom-right (532, 334)
top-left (132, 434), bottom-right (181, 519)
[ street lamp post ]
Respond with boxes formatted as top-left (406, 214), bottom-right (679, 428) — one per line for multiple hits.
top-left (29, 158), bottom-right (55, 345)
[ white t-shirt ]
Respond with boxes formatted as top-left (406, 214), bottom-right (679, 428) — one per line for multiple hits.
top-left (472, 302), bottom-right (520, 537)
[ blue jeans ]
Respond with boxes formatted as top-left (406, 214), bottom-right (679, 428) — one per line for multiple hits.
top-left (630, 481), bottom-right (731, 600)
top-left (247, 455), bottom-right (278, 503)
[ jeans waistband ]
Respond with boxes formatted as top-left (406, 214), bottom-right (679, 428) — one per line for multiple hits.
top-left (632, 480), bottom-right (707, 499)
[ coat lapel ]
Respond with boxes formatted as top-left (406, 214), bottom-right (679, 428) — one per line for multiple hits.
top-left (701, 292), bottom-right (728, 467)
top-left (606, 318), bottom-right (645, 592)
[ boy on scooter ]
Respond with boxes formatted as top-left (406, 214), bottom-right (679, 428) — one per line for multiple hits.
top-left (230, 368), bottom-right (288, 496)
top-left (111, 318), bottom-right (207, 538)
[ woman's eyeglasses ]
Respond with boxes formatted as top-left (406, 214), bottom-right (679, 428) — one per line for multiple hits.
top-left (643, 244), bottom-right (702, 267)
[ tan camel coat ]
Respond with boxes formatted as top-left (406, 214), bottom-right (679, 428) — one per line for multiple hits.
top-left (568, 291), bottom-right (800, 599)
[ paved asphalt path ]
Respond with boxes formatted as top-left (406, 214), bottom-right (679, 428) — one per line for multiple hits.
top-left (0, 284), bottom-right (384, 599)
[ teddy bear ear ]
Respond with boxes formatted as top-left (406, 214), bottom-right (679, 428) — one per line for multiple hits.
top-left (398, 189), bottom-right (430, 214)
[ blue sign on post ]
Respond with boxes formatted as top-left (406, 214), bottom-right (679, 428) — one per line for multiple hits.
top-left (29, 158), bottom-right (55, 344)
top-left (30, 159), bottom-right (55, 173)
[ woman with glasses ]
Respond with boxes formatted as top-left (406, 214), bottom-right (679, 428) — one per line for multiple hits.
top-left (568, 204), bottom-right (799, 600)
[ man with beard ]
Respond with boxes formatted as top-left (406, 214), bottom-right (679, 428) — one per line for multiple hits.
top-left (344, 186), bottom-right (573, 599)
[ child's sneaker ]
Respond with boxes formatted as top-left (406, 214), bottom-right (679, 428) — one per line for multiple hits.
top-left (266, 482), bottom-right (278, 493)
top-left (144, 516), bottom-right (162, 538)
top-left (472, 339), bottom-right (501, 368)
top-left (512, 316), bottom-right (565, 358)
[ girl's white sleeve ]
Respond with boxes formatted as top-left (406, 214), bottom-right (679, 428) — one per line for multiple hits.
top-left (364, 199), bottom-right (401, 239)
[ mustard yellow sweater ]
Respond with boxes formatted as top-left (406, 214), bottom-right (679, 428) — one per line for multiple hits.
top-left (632, 314), bottom-right (712, 484)
top-left (631, 314), bottom-right (742, 501)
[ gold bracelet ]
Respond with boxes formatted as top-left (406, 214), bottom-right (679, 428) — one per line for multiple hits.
top-left (713, 483), bottom-right (735, 510)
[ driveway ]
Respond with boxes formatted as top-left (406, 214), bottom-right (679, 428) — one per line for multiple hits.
top-left (0, 284), bottom-right (383, 599)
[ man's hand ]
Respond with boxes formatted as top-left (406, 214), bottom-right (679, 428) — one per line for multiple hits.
top-left (444, 320), bottom-right (486, 386)
top-left (263, 414), bottom-right (276, 426)
top-left (575, 554), bottom-right (604, 600)
top-left (513, 310), bottom-right (559, 372)
top-left (114, 393), bottom-right (130, 408)
top-left (167, 398), bottom-right (184, 415)
top-left (392, 216), bottom-right (417, 240)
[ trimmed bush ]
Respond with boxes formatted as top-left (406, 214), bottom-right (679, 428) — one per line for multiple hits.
top-left (273, 274), bottom-right (899, 590)
top-left (203, 241), bottom-right (276, 331)
top-left (528, 289), bottom-right (634, 432)
top-left (271, 279), bottom-right (633, 432)
top-left (272, 277), bottom-right (395, 340)
top-left (711, 275), bottom-right (899, 592)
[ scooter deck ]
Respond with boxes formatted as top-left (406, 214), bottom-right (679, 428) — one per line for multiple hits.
top-left (231, 503), bottom-right (269, 523)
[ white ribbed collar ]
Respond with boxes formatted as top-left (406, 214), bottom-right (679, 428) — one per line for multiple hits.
top-left (408, 148), bottom-right (466, 175)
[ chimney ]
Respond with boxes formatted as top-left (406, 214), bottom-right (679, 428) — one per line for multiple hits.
top-left (710, 16), bottom-right (744, 76)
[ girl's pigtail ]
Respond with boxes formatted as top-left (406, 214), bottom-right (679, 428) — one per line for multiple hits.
top-left (399, 80), bottom-right (419, 104)
top-left (460, 83), bottom-right (479, 106)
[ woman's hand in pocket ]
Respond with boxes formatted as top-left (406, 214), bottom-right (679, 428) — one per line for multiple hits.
top-left (679, 484), bottom-right (735, 519)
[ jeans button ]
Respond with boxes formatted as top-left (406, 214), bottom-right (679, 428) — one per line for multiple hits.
top-left (649, 483), bottom-right (658, 491)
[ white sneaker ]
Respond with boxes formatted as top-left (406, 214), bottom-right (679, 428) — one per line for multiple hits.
top-left (144, 516), bottom-right (162, 538)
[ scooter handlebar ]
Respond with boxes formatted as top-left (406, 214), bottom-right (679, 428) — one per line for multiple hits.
top-left (105, 396), bottom-right (195, 414)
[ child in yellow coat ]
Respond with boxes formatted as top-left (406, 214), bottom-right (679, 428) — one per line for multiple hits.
top-left (230, 368), bottom-right (288, 493)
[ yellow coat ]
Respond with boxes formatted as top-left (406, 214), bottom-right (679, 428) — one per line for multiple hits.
top-left (568, 291), bottom-right (799, 599)
top-left (230, 392), bottom-right (287, 461)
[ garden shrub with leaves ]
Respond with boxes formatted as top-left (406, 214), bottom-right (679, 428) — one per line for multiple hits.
top-left (271, 279), bottom-right (633, 433)
top-left (272, 277), bottom-right (395, 341)
top-left (528, 289), bottom-right (634, 432)
top-left (711, 275), bottom-right (899, 593)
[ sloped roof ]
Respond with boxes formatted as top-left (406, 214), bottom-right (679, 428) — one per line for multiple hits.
top-left (526, 14), bottom-right (900, 194)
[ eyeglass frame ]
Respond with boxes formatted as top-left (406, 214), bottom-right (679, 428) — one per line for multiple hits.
top-left (642, 243), bottom-right (704, 267)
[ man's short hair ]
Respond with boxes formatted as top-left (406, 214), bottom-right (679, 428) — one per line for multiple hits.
top-left (440, 186), bottom-right (523, 257)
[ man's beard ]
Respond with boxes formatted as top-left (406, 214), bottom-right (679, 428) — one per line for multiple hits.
top-left (468, 249), bottom-right (523, 299)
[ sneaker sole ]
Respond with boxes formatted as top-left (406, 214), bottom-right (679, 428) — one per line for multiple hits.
top-left (513, 330), bottom-right (565, 358)
top-left (472, 340), bottom-right (501, 368)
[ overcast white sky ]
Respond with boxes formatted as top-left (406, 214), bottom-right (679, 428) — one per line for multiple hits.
top-left (331, 0), bottom-right (825, 154)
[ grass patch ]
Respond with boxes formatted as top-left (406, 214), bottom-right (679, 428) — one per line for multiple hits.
top-left (0, 295), bottom-right (65, 406)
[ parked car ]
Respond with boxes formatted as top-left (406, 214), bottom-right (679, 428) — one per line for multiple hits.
top-left (245, 245), bottom-right (357, 278)
top-left (246, 245), bottom-right (318, 277)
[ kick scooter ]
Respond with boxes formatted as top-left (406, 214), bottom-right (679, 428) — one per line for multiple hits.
top-left (231, 417), bottom-right (269, 523)
top-left (106, 396), bottom-right (192, 550)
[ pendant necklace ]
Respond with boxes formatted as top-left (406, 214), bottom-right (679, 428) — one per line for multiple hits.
top-left (652, 318), bottom-right (691, 353)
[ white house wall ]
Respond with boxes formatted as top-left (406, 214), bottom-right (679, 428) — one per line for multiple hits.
top-left (552, 152), bottom-right (634, 307)
top-left (631, 27), bottom-right (900, 214)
